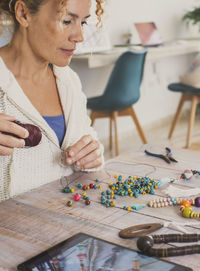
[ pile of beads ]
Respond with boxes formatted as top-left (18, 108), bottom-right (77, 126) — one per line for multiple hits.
top-left (109, 175), bottom-right (158, 198)
top-left (148, 197), bottom-right (183, 208)
top-left (180, 169), bottom-right (200, 180)
top-left (180, 197), bottom-right (200, 218)
top-left (100, 174), bottom-right (159, 209)
top-left (101, 190), bottom-right (117, 208)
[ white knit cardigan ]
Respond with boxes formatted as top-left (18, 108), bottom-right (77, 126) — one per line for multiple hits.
top-left (0, 57), bottom-right (104, 202)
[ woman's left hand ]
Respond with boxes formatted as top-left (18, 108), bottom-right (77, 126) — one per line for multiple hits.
top-left (65, 135), bottom-right (103, 170)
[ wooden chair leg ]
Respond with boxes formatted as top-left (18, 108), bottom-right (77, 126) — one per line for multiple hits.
top-left (168, 94), bottom-right (185, 139)
top-left (112, 111), bottom-right (119, 156)
top-left (109, 116), bottom-right (113, 150)
top-left (90, 112), bottom-right (95, 126)
top-left (186, 96), bottom-right (198, 148)
top-left (129, 107), bottom-right (147, 144)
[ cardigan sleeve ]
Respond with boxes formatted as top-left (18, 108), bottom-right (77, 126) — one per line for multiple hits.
top-left (61, 66), bottom-right (105, 172)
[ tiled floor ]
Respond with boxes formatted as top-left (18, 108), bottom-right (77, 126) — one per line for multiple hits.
top-left (103, 110), bottom-right (200, 160)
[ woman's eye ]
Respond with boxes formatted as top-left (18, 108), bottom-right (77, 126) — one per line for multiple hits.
top-left (81, 21), bottom-right (88, 26)
top-left (63, 20), bottom-right (71, 25)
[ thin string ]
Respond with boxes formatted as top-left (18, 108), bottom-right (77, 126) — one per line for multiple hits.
top-left (105, 160), bottom-right (157, 177)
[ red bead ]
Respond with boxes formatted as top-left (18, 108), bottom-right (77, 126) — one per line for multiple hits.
top-left (73, 194), bottom-right (81, 201)
top-left (90, 183), bottom-right (94, 188)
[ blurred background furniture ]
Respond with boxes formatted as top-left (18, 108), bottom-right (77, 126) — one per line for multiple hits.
top-left (87, 49), bottom-right (147, 156)
top-left (168, 83), bottom-right (200, 148)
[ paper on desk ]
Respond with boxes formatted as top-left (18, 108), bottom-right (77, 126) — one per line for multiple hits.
top-left (163, 221), bottom-right (200, 234)
top-left (162, 184), bottom-right (200, 197)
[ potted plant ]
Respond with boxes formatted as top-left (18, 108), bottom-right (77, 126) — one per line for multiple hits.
top-left (183, 7), bottom-right (200, 27)
top-left (182, 7), bottom-right (200, 37)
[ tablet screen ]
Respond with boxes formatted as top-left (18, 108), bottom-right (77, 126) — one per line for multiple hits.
top-left (17, 233), bottom-right (192, 271)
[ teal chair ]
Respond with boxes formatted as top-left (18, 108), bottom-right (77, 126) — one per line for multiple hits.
top-left (168, 83), bottom-right (200, 148)
top-left (87, 49), bottom-right (148, 155)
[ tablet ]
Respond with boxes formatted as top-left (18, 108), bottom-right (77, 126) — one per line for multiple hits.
top-left (17, 233), bottom-right (192, 271)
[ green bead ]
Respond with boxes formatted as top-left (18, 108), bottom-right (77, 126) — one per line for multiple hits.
top-left (182, 207), bottom-right (192, 218)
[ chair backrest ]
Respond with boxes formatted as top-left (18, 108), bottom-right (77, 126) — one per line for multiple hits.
top-left (101, 49), bottom-right (147, 111)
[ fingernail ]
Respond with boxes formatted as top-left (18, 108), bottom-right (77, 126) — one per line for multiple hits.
top-left (25, 130), bottom-right (29, 138)
top-left (67, 158), bottom-right (72, 165)
top-left (69, 150), bottom-right (74, 157)
top-left (20, 139), bottom-right (25, 147)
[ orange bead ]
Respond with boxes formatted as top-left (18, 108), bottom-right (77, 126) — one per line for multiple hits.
top-left (180, 200), bottom-right (191, 208)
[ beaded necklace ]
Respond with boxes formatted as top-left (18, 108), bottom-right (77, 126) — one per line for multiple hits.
top-left (148, 197), bottom-right (200, 219)
top-left (180, 169), bottom-right (200, 180)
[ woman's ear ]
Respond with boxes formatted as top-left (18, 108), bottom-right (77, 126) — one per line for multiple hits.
top-left (14, 0), bottom-right (30, 27)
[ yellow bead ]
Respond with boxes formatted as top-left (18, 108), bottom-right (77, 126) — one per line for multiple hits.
top-left (182, 207), bottom-right (192, 218)
top-left (111, 187), bottom-right (115, 190)
top-left (130, 194), bottom-right (133, 197)
top-left (109, 182), bottom-right (113, 186)
top-left (127, 206), bottom-right (131, 211)
top-left (111, 191), bottom-right (114, 195)
top-left (71, 188), bottom-right (74, 193)
top-left (110, 201), bottom-right (115, 207)
top-left (114, 174), bottom-right (118, 178)
top-left (82, 192), bottom-right (87, 196)
top-left (87, 186), bottom-right (90, 190)
top-left (154, 185), bottom-right (158, 189)
top-left (98, 185), bottom-right (102, 189)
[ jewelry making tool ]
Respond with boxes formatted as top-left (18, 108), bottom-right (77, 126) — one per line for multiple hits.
top-left (137, 233), bottom-right (200, 257)
top-left (145, 147), bottom-right (178, 164)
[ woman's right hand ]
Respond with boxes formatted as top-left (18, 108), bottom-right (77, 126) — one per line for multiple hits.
top-left (0, 113), bottom-right (29, 156)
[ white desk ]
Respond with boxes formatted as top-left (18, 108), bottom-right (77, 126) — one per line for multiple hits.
top-left (72, 39), bottom-right (200, 68)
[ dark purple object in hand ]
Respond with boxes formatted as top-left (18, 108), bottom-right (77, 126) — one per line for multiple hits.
top-left (14, 121), bottom-right (42, 147)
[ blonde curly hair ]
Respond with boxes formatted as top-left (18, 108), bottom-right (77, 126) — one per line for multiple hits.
top-left (0, 0), bottom-right (105, 27)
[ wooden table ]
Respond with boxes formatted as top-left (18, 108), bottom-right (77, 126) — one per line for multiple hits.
top-left (0, 145), bottom-right (200, 271)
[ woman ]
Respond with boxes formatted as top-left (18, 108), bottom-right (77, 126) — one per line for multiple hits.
top-left (0, 0), bottom-right (105, 201)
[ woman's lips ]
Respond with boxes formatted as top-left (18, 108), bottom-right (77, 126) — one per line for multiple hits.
top-left (60, 48), bottom-right (75, 56)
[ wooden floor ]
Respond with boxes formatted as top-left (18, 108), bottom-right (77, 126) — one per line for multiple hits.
top-left (104, 111), bottom-right (200, 160)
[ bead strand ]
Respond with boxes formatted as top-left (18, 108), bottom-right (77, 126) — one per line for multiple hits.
top-left (180, 197), bottom-right (200, 218)
top-left (148, 197), bottom-right (183, 208)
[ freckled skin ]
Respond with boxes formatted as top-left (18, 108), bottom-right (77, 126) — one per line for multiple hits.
top-left (26, 0), bottom-right (91, 66)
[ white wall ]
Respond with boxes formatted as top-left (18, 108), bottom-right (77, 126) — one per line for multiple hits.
top-left (70, 0), bottom-right (200, 141)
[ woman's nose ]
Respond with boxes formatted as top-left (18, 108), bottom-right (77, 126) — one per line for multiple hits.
top-left (71, 25), bottom-right (84, 43)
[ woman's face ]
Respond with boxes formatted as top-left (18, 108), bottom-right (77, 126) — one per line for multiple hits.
top-left (26, 0), bottom-right (91, 66)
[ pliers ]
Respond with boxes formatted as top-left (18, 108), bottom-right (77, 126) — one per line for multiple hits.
top-left (144, 147), bottom-right (178, 164)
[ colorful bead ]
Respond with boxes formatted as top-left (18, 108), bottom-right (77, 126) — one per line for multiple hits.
top-left (182, 207), bottom-right (192, 218)
top-left (71, 188), bottom-right (75, 193)
top-left (181, 200), bottom-right (191, 208)
top-left (62, 186), bottom-right (71, 193)
top-left (195, 197), bottom-right (200, 207)
top-left (110, 201), bottom-right (115, 207)
top-left (181, 170), bottom-right (193, 180)
top-left (82, 185), bottom-right (87, 191)
top-left (66, 200), bottom-right (72, 207)
top-left (85, 200), bottom-right (91, 205)
top-left (90, 183), bottom-right (94, 189)
top-left (73, 194), bottom-right (81, 201)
